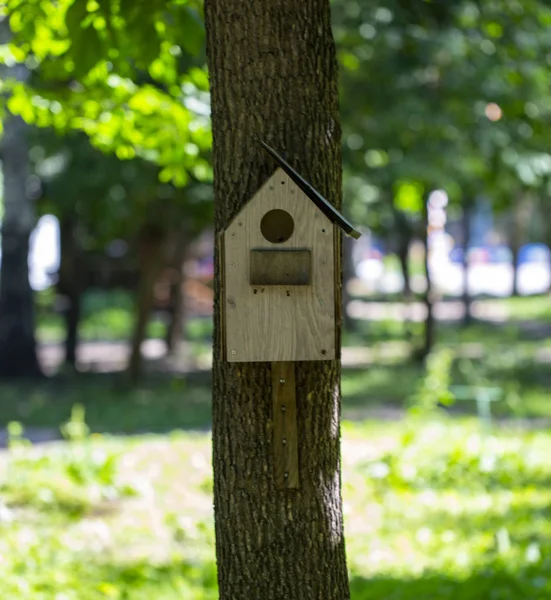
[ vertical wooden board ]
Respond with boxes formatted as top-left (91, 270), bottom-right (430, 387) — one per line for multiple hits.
top-left (224, 168), bottom-right (335, 362)
top-left (217, 232), bottom-right (227, 361)
top-left (334, 227), bottom-right (342, 359)
top-left (271, 361), bottom-right (299, 489)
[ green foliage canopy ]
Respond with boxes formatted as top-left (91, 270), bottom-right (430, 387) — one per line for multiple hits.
top-left (2, 0), bottom-right (211, 187)
top-left (334, 0), bottom-right (551, 234)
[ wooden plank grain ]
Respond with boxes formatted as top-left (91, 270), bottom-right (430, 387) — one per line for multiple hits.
top-left (217, 232), bottom-right (227, 361)
top-left (271, 361), bottom-right (299, 490)
top-left (224, 167), bottom-right (335, 362)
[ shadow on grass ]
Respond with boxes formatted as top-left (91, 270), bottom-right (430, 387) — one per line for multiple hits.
top-left (11, 553), bottom-right (219, 599)
top-left (88, 557), bottom-right (219, 599)
top-left (350, 567), bottom-right (548, 600)
top-left (0, 371), bottom-right (213, 436)
top-left (48, 554), bottom-right (550, 599)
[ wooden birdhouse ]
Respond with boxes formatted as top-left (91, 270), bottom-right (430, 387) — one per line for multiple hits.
top-left (221, 142), bottom-right (361, 490)
top-left (221, 142), bottom-right (361, 364)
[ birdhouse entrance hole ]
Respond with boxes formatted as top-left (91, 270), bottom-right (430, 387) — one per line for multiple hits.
top-left (260, 209), bottom-right (294, 243)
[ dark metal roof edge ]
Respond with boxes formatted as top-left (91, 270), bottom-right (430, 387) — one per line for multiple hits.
top-left (259, 141), bottom-right (361, 239)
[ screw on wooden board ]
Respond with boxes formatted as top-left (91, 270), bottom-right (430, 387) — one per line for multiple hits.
top-left (321, 349), bottom-right (326, 355)
top-left (231, 350), bottom-right (237, 355)
top-left (230, 262), bottom-right (235, 267)
top-left (271, 362), bottom-right (299, 490)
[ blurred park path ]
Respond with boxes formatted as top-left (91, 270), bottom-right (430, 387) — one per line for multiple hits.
top-left (37, 298), bottom-right (551, 374)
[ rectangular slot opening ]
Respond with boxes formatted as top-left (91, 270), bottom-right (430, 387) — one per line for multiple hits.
top-left (250, 248), bottom-right (311, 286)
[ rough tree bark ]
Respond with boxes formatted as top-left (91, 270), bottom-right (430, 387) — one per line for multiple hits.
top-left (204, 1), bottom-right (350, 598)
top-left (0, 19), bottom-right (42, 378)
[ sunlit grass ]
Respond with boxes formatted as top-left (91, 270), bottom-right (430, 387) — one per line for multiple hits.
top-left (1, 416), bottom-right (551, 598)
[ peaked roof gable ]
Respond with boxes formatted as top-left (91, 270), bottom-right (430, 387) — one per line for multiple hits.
top-left (260, 141), bottom-right (361, 239)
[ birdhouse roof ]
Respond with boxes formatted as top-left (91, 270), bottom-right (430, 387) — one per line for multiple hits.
top-left (260, 141), bottom-right (361, 239)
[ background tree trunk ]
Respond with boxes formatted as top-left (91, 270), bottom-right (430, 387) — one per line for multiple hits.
top-left (397, 238), bottom-right (411, 298)
top-left (420, 198), bottom-right (434, 359)
top-left (58, 217), bottom-right (82, 369)
top-left (509, 192), bottom-right (532, 297)
top-left (165, 238), bottom-right (188, 357)
top-left (126, 225), bottom-right (165, 383)
top-left (461, 199), bottom-right (473, 326)
top-left (205, 0), bottom-right (350, 598)
top-left (0, 20), bottom-right (42, 378)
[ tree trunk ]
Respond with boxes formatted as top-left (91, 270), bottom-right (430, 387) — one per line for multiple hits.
top-left (420, 199), bottom-right (434, 359)
top-left (397, 233), bottom-right (413, 342)
top-left (342, 234), bottom-right (356, 333)
top-left (510, 203), bottom-right (521, 298)
top-left (126, 226), bottom-right (165, 383)
top-left (58, 218), bottom-right (82, 369)
top-left (0, 20), bottom-right (42, 378)
top-left (165, 239), bottom-right (188, 356)
top-left (397, 239), bottom-right (411, 297)
top-left (509, 192), bottom-right (532, 297)
top-left (64, 290), bottom-right (81, 369)
top-left (205, 1), bottom-right (350, 598)
top-left (461, 200), bottom-right (472, 326)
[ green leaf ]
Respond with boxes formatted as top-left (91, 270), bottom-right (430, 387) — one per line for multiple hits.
top-left (177, 7), bottom-right (205, 56)
top-left (71, 26), bottom-right (103, 77)
top-left (394, 181), bottom-right (424, 213)
top-left (65, 0), bottom-right (88, 39)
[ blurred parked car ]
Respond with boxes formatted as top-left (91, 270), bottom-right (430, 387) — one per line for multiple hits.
top-left (441, 243), bottom-right (550, 296)
top-left (517, 243), bottom-right (551, 294)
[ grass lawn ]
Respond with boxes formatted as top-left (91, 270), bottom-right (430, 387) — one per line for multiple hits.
top-left (1, 416), bottom-right (551, 599)
top-left (3, 293), bottom-right (547, 597)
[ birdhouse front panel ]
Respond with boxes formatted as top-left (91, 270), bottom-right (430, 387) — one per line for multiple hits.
top-left (223, 167), bottom-right (336, 362)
